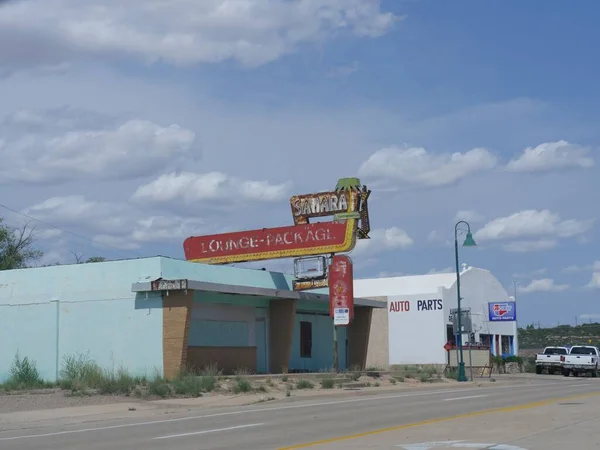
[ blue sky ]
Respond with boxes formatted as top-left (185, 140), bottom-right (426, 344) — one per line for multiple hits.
top-left (0, 0), bottom-right (599, 327)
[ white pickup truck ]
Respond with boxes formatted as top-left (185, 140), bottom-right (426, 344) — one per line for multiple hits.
top-left (561, 345), bottom-right (600, 377)
top-left (535, 346), bottom-right (569, 374)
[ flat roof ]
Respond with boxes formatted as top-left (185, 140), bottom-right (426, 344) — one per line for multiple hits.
top-left (132, 278), bottom-right (386, 308)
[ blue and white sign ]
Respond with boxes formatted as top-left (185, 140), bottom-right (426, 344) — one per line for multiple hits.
top-left (488, 301), bottom-right (517, 322)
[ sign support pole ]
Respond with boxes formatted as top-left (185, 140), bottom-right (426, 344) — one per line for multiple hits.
top-left (468, 342), bottom-right (474, 381)
top-left (333, 325), bottom-right (339, 372)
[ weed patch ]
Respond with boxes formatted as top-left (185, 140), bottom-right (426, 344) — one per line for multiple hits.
top-left (1, 353), bottom-right (48, 391)
top-left (295, 379), bottom-right (314, 390)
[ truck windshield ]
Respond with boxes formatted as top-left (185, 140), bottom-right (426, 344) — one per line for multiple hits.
top-left (569, 347), bottom-right (596, 355)
top-left (544, 348), bottom-right (567, 355)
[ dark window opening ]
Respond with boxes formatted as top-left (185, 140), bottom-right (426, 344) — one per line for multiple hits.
top-left (300, 321), bottom-right (312, 358)
top-left (570, 346), bottom-right (596, 355)
top-left (544, 347), bottom-right (567, 355)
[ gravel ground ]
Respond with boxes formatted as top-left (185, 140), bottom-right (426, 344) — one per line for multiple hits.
top-left (0, 373), bottom-right (449, 414)
top-left (0, 389), bottom-right (142, 414)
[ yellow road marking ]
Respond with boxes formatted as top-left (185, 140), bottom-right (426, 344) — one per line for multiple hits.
top-left (277, 390), bottom-right (600, 449)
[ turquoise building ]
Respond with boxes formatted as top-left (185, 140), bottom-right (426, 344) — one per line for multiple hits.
top-left (0, 257), bottom-right (382, 382)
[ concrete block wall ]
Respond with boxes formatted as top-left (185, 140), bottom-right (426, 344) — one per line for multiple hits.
top-left (364, 296), bottom-right (389, 369)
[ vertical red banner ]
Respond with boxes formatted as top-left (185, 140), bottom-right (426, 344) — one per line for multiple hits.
top-left (329, 254), bottom-right (354, 326)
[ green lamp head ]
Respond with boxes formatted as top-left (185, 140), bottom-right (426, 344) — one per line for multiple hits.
top-left (462, 232), bottom-right (477, 247)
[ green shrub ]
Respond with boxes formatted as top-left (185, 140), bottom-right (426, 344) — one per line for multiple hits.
top-left (172, 375), bottom-right (214, 397)
top-left (320, 377), bottom-right (335, 389)
top-left (97, 367), bottom-right (141, 395)
top-left (295, 379), bottom-right (314, 390)
top-left (148, 378), bottom-right (172, 398)
top-left (2, 353), bottom-right (45, 390)
top-left (233, 378), bottom-right (253, 394)
top-left (59, 353), bottom-right (104, 391)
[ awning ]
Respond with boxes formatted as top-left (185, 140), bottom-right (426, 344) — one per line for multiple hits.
top-left (131, 278), bottom-right (385, 308)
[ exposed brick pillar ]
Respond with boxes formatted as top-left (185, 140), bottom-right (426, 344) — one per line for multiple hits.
top-left (162, 290), bottom-right (193, 379)
top-left (348, 306), bottom-right (373, 369)
top-left (269, 299), bottom-right (297, 373)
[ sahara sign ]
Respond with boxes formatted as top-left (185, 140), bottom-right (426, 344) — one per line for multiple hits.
top-left (291, 190), bottom-right (353, 224)
top-left (329, 254), bottom-right (354, 326)
top-left (290, 177), bottom-right (371, 240)
top-left (184, 220), bottom-right (357, 264)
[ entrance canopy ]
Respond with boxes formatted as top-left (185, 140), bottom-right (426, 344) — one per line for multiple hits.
top-left (131, 278), bottom-right (385, 308)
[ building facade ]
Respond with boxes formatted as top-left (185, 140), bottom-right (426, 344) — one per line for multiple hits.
top-left (0, 257), bottom-right (383, 382)
top-left (354, 266), bottom-right (518, 368)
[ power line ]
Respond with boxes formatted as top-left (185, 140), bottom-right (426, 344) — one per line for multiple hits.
top-left (0, 202), bottom-right (140, 257)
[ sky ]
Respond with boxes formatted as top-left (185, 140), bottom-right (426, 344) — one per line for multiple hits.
top-left (0, 0), bottom-right (599, 327)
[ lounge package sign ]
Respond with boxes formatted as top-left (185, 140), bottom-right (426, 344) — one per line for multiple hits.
top-left (488, 301), bottom-right (517, 322)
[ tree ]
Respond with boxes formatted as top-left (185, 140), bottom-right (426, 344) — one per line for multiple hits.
top-left (70, 250), bottom-right (106, 264)
top-left (85, 256), bottom-right (106, 263)
top-left (0, 219), bottom-right (43, 270)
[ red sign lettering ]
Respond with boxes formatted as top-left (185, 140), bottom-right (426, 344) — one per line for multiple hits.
top-left (184, 221), bottom-right (357, 264)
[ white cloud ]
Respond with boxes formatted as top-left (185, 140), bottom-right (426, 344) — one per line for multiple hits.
top-left (0, 111), bottom-right (196, 184)
top-left (518, 278), bottom-right (569, 294)
top-left (351, 227), bottom-right (414, 257)
top-left (475, 210), bottom-right (594, 244)
top-left (22, 195), bottom-right (207, 250)
top-left (563, 261), bottom-right (600, 273)
top-left (507, 140), bottom-right (594, 173)
top-left (587, 273), bottom-right (600, 289)
top-left (513, 268), bottom-right (548, 279)
top-left (502, 239), bottom-right (557, 252)
top-left (131, 171), bottom-right (292, 208)
top-left (0, 0), bottom-right (400, 70)
top-left (454, 210), bottom-right (484, 223)
top-left (358, 146), bottom-right (497, 189)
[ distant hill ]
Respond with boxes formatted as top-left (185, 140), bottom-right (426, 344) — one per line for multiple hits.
top-left (519, 323), bottom-right (600, 349)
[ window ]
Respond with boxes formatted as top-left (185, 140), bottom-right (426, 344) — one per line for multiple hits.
top-left (300, 321), bottom-right (312, 358)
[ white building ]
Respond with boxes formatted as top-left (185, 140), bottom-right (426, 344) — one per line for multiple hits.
top-left (355, 265), bottom-right (518, 368)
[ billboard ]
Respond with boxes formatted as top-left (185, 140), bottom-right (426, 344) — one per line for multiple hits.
top-left (329, 254), bottom-right (354, 326)
top-left (488, 301), bottom-right (517, 322)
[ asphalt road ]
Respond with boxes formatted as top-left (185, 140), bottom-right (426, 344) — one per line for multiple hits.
top-left (1, 376), bottom-right (599, 450)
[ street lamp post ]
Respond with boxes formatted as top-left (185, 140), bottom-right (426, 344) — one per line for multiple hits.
top-left (454, 220), bottom-right (477, 382)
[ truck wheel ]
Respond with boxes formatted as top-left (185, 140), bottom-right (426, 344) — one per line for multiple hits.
top-left (593, 366), bottom-right (598, 378)
top-left (574, 371), bottom-right (579, 377)
top-left (563, 369), bottom-right (570, 377)
top-left (535, 366), bottom-right (542, 374)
